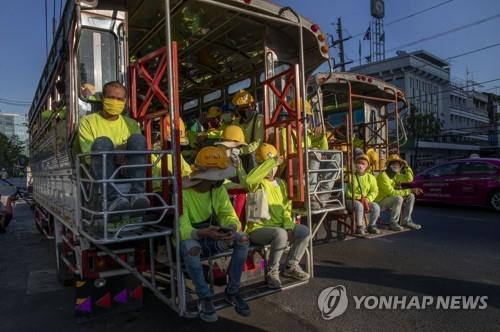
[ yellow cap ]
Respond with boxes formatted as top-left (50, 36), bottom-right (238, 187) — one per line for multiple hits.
top-left (206, 106), bottom-right (222, 119)
top-left (232, 90), bottom-right (255, 107)
top-left (255, 143), bottom-right (278, 163)
top-left (193, 146), bottom-right (230, 170)
top-left (221, 125), bottom-right (246, 144)
top-left (355, 153), bottom-right (370, 166)
top-left (386, 154), bottom-right (408, 168)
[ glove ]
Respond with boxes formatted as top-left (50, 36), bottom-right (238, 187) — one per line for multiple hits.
top-left (246, 141), bottom-right (259, 153)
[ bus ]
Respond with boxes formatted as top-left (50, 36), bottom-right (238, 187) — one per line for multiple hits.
top-left (28, 0), bottom-right (343, 320)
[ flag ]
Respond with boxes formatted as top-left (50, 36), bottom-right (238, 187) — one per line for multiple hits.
top-left (363, 26), bottom-right (371, 40)
top-left (379, 32), bottom-right (385, 42)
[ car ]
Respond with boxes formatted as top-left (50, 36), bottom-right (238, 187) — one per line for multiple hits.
top-left (413, 158), bottom-right (500, 211)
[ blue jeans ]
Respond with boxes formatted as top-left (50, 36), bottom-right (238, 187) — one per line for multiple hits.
top-left (180, 232), bottom-right (249, 299)
top-left (90, 134), bottom-right (147, 200)
top-left (346, 200), bottom-right (381, 227)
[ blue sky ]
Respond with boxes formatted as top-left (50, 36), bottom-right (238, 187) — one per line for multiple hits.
top-left (1, 0), bottom-right (499, 116)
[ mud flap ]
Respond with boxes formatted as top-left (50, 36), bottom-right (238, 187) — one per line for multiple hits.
top-left (75, 274), bottom-right (143, 323)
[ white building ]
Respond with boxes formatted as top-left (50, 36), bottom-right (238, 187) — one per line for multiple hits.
top-left (350, 50), bottom-right (497, 169)
top-left (0, 113), bottom-right (29, 149)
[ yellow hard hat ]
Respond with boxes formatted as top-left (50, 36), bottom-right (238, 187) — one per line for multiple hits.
top-left (386, 154), bottom-right (408, 168)
top-left (206, 106), bottom-right (222, 119)
top-left (218, 125), bottom-right (247, 147)
top-left (366, 148), bottom-right (379, 168)
top-left (232, 90), bottom-right (255, 107)
top-left (164, 116), bottom-right (189, 146)
top-left (355, 153), bottom-right (370, 166)
top-left (289, 99), bottom-right (313, 115)
top-left (193, 146), bottom-right (230, 170)
top-left (255, 143), bottom-right (278, 163)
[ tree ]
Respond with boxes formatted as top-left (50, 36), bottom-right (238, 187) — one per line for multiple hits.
top-left (403, 104), bottom-right (443, 168)
top-left (0, 133), bottom-right (25, 175)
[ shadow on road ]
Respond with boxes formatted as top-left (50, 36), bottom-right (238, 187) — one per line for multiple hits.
top-left (315, 262), bottom-right (500, 309)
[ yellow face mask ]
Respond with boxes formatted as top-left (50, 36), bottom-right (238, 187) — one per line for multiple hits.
top-left (103, 98), bottom-right (126, 116)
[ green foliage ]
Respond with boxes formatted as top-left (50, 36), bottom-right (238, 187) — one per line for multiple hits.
top-left (0, 133), bottom-right (25, 173)
top-left (404, 104), bottom-right (443, 140)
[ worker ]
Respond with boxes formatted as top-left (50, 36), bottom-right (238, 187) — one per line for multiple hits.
top-left (180, 146), bottom-right (251, 322)
top-left (231, 90), bottom-right (263, 172)
top-left (376, 154), bottom-right (423, 231)
top-left (345, 154), bottom-right (381, 236)
top-left (244, 143), bottom-right (311, 289)
top-left (78, 81), bottom-right (148, 213)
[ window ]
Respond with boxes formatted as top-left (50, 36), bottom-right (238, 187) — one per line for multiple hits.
top-left (203, 90), bottom-right (221, 103)
top-left (228, 78), bottom-right (251, 95)
top-left (183, 99), bottom-right (198, 111)
top-left (424, 163), bottom-right (460, 177)
top-left (78, 28), bottom-right (117, 100)
top-left (460, 162), bottom-right (499, 176)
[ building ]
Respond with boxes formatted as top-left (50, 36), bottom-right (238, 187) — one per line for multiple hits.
top-left (0, 113), bottom-right (29, 151)
top-left (350, 50), bottom-right (497, 169)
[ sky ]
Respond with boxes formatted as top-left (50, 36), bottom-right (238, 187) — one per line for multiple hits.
top-left (0, 0), bottom-right (499, 116)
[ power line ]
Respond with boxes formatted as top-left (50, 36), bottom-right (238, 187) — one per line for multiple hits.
top-left (406, 78), bottom-right (500, 101)
top-left (386, 12), bottom-right (500, 53)
top-left (351, 0), bottom-right (455, 39)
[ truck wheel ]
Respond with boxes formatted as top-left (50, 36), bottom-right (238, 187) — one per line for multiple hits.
top-left (489, 190), bottom-right (500, 212)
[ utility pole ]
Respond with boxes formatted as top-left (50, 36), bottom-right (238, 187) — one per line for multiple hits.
top-left (331, 17), bottom-right (352, 71)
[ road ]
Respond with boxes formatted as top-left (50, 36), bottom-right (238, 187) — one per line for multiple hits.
top-left (1, 199), bottom-right (499, 331)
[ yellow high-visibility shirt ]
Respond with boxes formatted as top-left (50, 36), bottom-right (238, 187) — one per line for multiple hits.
top-left (78, 112), bottom-right (141, 154)
top-left (179, 186), bottom-right (241, 240)
top-left (279, 127), bottom-right (328, 156)
top-left (244, 158), bottom-right (295, 233)
top-left (152, 154), bottom-right (192, 193)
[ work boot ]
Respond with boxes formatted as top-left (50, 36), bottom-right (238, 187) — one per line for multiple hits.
top-left (355, 227), bottom-right (367, 237)
top-left (402, 221), bottom-right (422, 230)
top-left (367, 225), bottom-right (380, 234)
top-left (225, 290), bottom-right (251, 317)
top-left (283, 263), bottom-right (310, 281)
top-left (130, 195), bottom-right (150, 210)
top-left (266, 269), bottom-right (282, 289)
top-left (388, 223), bottom-right (403, 231)
top-left (198, 297), bottom-right (218, 323)
top-left (108, 197), bottom-right (131, 224)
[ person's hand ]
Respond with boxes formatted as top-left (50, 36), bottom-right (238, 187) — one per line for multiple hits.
top-left (247, 141), bottom-right (259, 153)
top-left (231, 154), bottom-right (241, 167)
top-left (114, 154), bottom-right (126, 165)
top-left (411, 188), bottom-right (423, 195)
top-left (276, 155), bottom-right (285, 166)
top-left (198, 225), bottom-right (222, 240)
top-left (313, 126), bottom-right (323, 138)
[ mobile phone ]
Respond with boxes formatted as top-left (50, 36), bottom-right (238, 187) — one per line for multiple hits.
top-left (218, 227), bottom-right (233, 234)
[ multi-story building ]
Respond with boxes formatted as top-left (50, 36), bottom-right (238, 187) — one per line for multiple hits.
top-left (350, 50), bottom-right (497, 169)
top-left (0, 113), bottom-right (29, 151)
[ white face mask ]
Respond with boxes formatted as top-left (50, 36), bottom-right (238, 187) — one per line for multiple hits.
top-left (390, 164), bottom-right (401, 173)
top-left (356, 163), bottom-right (368, 174)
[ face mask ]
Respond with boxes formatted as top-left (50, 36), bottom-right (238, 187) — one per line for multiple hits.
top-left (103, 98), bottom-right (125, 115)
top-left (390, 164), bottom-right (401, 173)
top-left (356, 163), bottom-right (367, 174)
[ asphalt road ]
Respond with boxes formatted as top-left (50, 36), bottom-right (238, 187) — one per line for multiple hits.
top-left (1, 200), bottom-right (499, 332)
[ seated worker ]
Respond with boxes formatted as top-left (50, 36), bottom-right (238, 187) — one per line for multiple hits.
top-left (283, 100), bottom-right (337, 209)
top-left (376, 154), bottom-right (423, 231)
top-left (244, 143), bottom-right (311, 289)
top-left (78, 81), bottom-right (149, 212)
top-left (231, 90), bottom-right (263, 172)
top-left (180, 146), bottom-right (251, 322)
top-left (345, 154), bottom-right (381, 236)
top-left (196, 106), bottom-right (225, 146)
top-left (214, 125), bottom-right (248, 189)
top-left (152, 116), bottom-right (192, 194)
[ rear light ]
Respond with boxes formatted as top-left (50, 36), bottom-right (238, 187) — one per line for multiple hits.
top-left (311, 24), bottom-right (320, 32)
top-left (243, 0), bottom-right (252, 4)
top-left (92, 253), bottom-right (127, 272)
top-left (318, 34), bottom-right (326, 42)
top-left (321, 45), bottom-right (329, 54)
